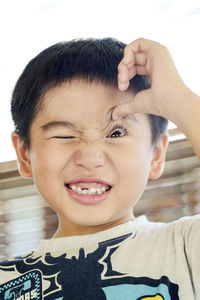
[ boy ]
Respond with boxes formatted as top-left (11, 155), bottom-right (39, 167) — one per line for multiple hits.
top-left (0, 37), bottom-right (199, 299)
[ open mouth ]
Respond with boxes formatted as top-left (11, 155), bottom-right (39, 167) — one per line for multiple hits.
top-left (65, 184), bottom-right (112, 196)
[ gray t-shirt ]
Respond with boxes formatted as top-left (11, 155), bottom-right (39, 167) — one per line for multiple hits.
top-left (0, 215), bottom-right (200, 299)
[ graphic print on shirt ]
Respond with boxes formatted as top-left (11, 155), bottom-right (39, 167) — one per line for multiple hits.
top-left (0, 233), bottom-right (179, 300)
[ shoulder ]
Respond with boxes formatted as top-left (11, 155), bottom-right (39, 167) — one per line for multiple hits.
top-left (147, 214), bottom-right (200, 254)
top-left (168, 214), bottom-right (200, 236)
top-left (135, 214), bottom-right (200, 243)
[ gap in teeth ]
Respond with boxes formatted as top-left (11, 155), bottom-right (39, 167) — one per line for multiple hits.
top-left (67, 184), bottom-right (109, 195)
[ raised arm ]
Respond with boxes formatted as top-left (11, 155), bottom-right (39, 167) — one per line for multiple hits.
top-left (113, 38), bottom-right (200, 158)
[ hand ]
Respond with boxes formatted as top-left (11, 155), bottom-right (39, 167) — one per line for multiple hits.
top-left (113, 38), bottom-right (188, 123)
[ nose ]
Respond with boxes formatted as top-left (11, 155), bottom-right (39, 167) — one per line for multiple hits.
top-left (73, 144), bottom-right (105, 171)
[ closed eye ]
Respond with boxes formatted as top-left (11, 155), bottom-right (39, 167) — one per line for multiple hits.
top-left (53, 136), bottom-right (75, 139)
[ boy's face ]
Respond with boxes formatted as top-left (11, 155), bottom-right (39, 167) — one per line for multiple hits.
top-left (13, 80), bottom-right (168, 236)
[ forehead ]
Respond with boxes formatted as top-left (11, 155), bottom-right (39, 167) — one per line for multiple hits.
top-left (33, 79), bottom-right (150, 133)
top-left (42, 80), bottom-right (132, 107)
top-left (37, 80), bottom-right (133, 123)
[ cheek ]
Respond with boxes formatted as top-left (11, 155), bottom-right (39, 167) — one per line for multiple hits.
top-left (30, 144), bottom-right (70, 183)
top-left (113, 145), bottom-right (152, 196)
top-left (114, 144), bottom-right (152, 174)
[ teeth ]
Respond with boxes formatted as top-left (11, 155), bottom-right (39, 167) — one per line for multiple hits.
top-left (72, 185), bottom-right (77, 192)
top-left (88, 187), bottom-right (96, 195)
top-left (77, 187), bottom-right (82, 193)
top-left (69, 185), bottom-right (109, 195)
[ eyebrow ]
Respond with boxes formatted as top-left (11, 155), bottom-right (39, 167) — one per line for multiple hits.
top-left (40, 108), bottom-right (138, 132)
top-left (40, 121), bottom-right (81, 132)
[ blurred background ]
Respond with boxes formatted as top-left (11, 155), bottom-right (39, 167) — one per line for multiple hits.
top-left (0, 0), bottom-right (200, 259)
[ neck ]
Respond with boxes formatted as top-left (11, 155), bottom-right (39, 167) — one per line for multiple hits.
top-left (52, 214), bottom-right (134, 238)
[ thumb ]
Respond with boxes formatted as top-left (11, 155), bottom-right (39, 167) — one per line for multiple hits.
top-left (112, 90), bottom-right (153, 120)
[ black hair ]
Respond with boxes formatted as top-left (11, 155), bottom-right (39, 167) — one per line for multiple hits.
top-left (11, 38), bottom-right (168, 147)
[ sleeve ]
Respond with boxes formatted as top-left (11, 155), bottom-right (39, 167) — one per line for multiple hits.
top-left (180, 214), bottom-right (200, 295)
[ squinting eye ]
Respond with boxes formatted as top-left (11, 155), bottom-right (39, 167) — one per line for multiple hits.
top-left (108, 126), bottom-right (127, 138)
top-left (53, 136), bottom-right (75, 139)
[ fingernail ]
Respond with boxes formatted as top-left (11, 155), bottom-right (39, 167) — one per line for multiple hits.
top-left (112, 109), bottom-right (122, 121)
top-left (112, 113), bottom-right (120, 121)
top-left (111, 108), bottom-right (119, 121)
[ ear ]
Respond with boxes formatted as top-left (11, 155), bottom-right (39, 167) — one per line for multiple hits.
top-left (11, 131), bottom-right (32, 178)
top-left (149, 133), bottom-right (169, 180)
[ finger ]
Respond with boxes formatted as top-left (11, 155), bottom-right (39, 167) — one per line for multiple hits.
top-left (123, 46), bottom-right (135, 65)
top-left (125, 38), bottom-right (167, 69)
top-left (119, 48), bottom-right (136, 79)
top-left (112, 89), bottom-right (153, 120)
top-left (125, 38), bottom-right (155, 55)
top-left (118, 61), bottom-right (136, 79)
top-left (128, 67), bottom-right (137, 79)
top-left (135, 52), bottom-right (147, 66)
top-left (118, 57), bottom-right (135, 74)
top-left (135, 65), bottom-right (149, 75)
top-left (118, 67), bottom-right (136, 91)
top-left (118, 63), bottom-right (130, 83)
top-left (112, 99), bottom-right (136, 120)
top-left (118, 81), bottom-right (130, 91)
top-left (118, 65), bottom-right (137, 82)
top-left (118, 39), bottom-right (154, 91)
